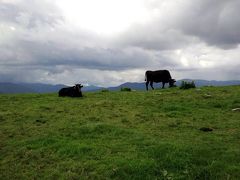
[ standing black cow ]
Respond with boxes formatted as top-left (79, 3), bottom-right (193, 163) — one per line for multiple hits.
top-left (58, 84), bottom-right (83, 97)
top-left (145, 70), bottom-right (176, 90)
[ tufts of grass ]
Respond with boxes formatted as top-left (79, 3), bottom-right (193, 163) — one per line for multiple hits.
top-left (120, 87), bottom-right (131, 91)
top-left (180, 81), bottom-right (196, 89)
top-left (101, 89), bottom-right (109, 92)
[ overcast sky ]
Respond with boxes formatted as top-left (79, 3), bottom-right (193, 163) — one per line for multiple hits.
top-left (0, 0), bottom-right (240, 86)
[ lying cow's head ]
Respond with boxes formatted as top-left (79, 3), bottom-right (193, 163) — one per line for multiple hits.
top-left (75, 84), bottom-right (83, 91)
top-left (169, 79), bottom-right (176, 87)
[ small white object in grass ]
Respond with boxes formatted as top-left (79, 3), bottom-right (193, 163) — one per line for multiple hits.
top-left (232, 108), bottom-right (240, 112)
top-left (204, 94), bottom-right (212, 98)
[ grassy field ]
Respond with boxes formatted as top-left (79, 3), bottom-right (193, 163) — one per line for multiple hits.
top-left (0, 86), bottom-right (240, 179)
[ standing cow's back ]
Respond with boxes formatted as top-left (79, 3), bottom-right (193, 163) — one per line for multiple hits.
top-left (145, 70), bottom-right (172, 82)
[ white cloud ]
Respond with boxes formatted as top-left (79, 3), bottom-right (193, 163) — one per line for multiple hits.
top-left (57, 0), bottom-right (149, 35)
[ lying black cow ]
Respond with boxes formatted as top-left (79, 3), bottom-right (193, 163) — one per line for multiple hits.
top-left (59, 84), bottom-right (83, 97)
top-left (145, 70), bottom-right (176, 90)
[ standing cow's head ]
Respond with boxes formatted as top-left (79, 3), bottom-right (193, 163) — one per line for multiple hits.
top-left (169, 79), bottom-right (176, 87)
top-left (75, 84), bottom-right (83, 92)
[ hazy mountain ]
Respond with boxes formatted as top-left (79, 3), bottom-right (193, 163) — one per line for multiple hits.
top-left (108, 80), bottom-right (240, 91)
top-left (0, 83), bottom-right (35, 94)
top-left (108, 82), bottom-right (145, 91)
top-left (82, 85), bottom-right (104, 92)
top-left (0, 80), bottom-right (239, 94)
top-left (0, 82), bottom-right (65, 94)
top-left (0, 82), bottom-right (104, 94)
top-left (20, 83), bottom-right (66, 93)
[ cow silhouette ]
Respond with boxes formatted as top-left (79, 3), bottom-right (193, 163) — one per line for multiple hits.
top-left (145, 70), bottom-right (176, 90)
top-left (59, 84), bottom-right (83, 97)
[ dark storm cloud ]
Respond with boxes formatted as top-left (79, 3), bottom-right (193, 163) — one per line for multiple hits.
top-left (118, 0), bottom-right (240, 50)
top-left (116, 27), bottom-right (193, 51)
top-left (178, 0), bottom-right (240, 49)
top-left (0, 38), bottom-right (157, 70)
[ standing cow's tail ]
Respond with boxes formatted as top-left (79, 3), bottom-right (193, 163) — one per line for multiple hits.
top-left (145, 72), bottom-right (147, 81)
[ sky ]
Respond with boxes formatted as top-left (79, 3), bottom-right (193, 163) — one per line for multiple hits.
top-left (0, 0), bottom-right (240, 86)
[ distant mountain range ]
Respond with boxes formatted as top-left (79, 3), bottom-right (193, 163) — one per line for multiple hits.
top-left (0, 80), bottom-right (239, 94)
top-left (0, 82), bottom-right (66, 94)
top-left (113, 79), bottom-right (240, 91)
top-left (0, 82), bottom-right (104, 94)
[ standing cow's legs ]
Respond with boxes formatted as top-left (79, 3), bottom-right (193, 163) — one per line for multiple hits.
top-left (162, 82), bottom-right (165, 89)
top-left (150, 81), bottom-right (154, 90)
top-left (146, 81), bottom-right (149, 91)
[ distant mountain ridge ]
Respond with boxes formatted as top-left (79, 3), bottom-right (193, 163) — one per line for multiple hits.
top-left (0, 80), bottom-right (239, 94)
top-left (0, 82), bottom-right (104, 94)
top-left (0, 82), bottom-right (66, 94)
top-left (0, 83), bottom-right (34, 94)
top-left (109, 80), bottom-right (240, 91)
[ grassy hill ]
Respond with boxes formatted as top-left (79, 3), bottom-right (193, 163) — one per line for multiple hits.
top-left (0, 86), bottom-right (240, 179)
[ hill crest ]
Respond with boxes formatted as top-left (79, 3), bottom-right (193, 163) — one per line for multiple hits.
top-left (0, 80), bottom-right (239, 94)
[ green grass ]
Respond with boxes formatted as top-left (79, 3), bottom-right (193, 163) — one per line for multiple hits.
top-left (0, 86), bottom-right (240, 179)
